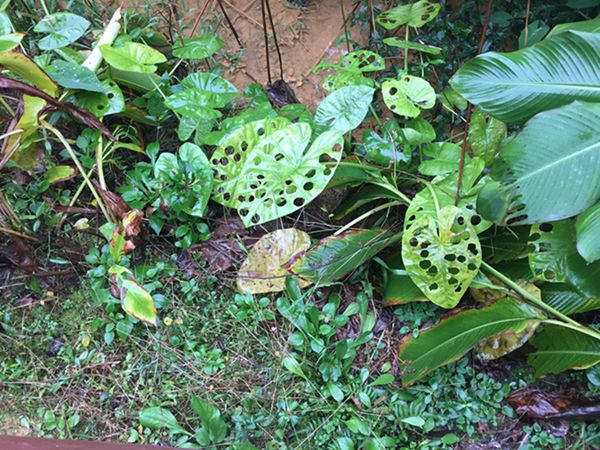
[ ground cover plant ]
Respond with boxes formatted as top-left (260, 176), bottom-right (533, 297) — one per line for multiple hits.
top-left (1, 0), bottom-right (600, 448)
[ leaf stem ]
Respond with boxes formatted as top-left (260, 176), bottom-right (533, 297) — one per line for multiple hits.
top-left (372, 181), bottom-right (411, 205)
top-left (404, 26), bottom-right (409, 73)
top-left (481, 261), bottom-right (600, 341)
top-left (334, 201), bottom-right (401, 236)
top-left (42, 121), bottom-right (112, 223)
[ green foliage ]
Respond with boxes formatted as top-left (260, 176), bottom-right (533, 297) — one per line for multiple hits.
top-left (172, 34), bottom-right (224, 60)
top-left (100, 42), bottom-right (166, 73)
top-left (575, 201), bottom-right (600, 263)
top-left (33, 12), bottom-right (89, 50)
top-left (315, 85), bottom-right (374, 133)
top-left (382, 75), bottom-right (436, 118)
top-left (376, 0), bottom-right (441, 29)
top-left (451, 31), bottom-right (600, 123)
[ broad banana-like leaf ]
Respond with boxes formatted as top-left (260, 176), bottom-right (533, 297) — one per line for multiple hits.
top-left (450, 31), bottom-right (600, 123)
top-left (398, 299), bottom-right (539, 385)
top-left (500, 101), bottom-right (600, 224)
top-left (575, 201), bottom-right (600, 263)
top-left (529, 324), bottom-right (600, 378)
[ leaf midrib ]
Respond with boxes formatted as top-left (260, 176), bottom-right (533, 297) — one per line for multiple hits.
top-left (405, 316), bottom-right (529, 368)
top-left (532, 350), bottom-right (600, 356)
top-left (465, 80), bottom-right (600, 91)
top-left (514, 140), bottom-right (600, 184)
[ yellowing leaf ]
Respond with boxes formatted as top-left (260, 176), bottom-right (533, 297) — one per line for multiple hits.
top-left (46, 165), bottom-right (76, 183)
top-left (237, 228), bottom-right (311, 294)
top-left (119, 279), bottom-right (158, 326)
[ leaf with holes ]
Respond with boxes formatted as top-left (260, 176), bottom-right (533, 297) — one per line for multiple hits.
top-left (376, 0), bottom-right (441, 29)
top-left (382, 76), bottom-right (435, 118)
top-left (450, 31), bottom-right (600, 123)
top-left (286, 229), bottom-right (400, 285)
top-left (75, 79), bottom-right (124, 117)
top-left (399, 298), bottom-right (539, 385)
top-left (500, 101), bottom-right (600, 224)
top-left (576, 201), bottom-right (600, 263)
top-left (529, 324), bottom-right (600, 378)
top-left (34, 12), bottom-right (89, 50)
top-left (529, 220), bottom-right (600, 300)
top-left (323, 69), bottom-right (374, 92)
top-left (383, 37), bottom-right (441, 55)
top-left (100, 42), bottom-right (166, 73)
top-left (402, 205), bottom-right (482, 309)
top-left (315, 85), bottom-right (374, 134)
top-left (468, 109), bottom-right (507, 166)
top-left (341, 50), bottom-right (385, 72)
top-left (211, 119), bottom-right (344, 226)
top-left (237, 228), bottom-right (311, 294)
top-left (172, 34), bottom-right (224, 60)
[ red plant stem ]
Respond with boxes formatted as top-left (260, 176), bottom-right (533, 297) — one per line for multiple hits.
top-left (260, 0), bottom-right (272, 84)
top-left (455, 0), bottom-right (494, 206)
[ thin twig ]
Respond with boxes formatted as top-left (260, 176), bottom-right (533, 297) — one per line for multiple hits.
top-left (260, 0), bottom-right (272, 84)
top-left (340, 0), bottom-right (351, 53)
top-left (216, 0), bottom-right (243, 48)
top-left (264, 0), bottom-right (284, 80)
top-left (455, 0), bottom-right (493, 206)
top-left (0, 226), bottom-right (39, 242)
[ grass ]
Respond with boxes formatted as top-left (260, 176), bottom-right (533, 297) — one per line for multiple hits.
top-left (2, 251), bottom-right (598, 448)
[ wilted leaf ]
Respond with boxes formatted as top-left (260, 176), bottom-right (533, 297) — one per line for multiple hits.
top-left (508, 387), bottom-right (600, 420)
top-left (382, 254), bottom-right (428, 306)
top-left (118, 278), bottom-right (157, 326)
top-left (237, 228), bottom-right (311, 294)
top-left (402, 205), bottom-right (481, 309)
top-left (0, 51), bottom-right (58, 96)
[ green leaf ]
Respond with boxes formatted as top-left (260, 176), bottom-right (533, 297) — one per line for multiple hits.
top-left (399, 299), bottom-right (539, 384)
top-left (0, 32), bottom-right (23, 52)
top-left (119, 279), bottom-right (158, 326)
top-left (402, 205), bottom-right (481, 309)
top-left (45, 165), bottom-right (75, 183)
top-left (315, 85), bottom-right (374, 134)
top-left (476, 181), bottom-right (510, 224)
top-left (575, 201), bottom-right (600, 263)
top-left (211, 120), bottom-right (344, 226)
top-left (282, 355), bottom-right (307, 379)
top-left (382, 75), bottom-right (435, 118)
top-left (75, 79), bottom-right (125, 117)
top-left (109, 67), bottom-right (161, 92)
top-left (383, 37), bottom-right (441, 55)
top-left (541, 283), bottom-right (600, 315)
top-left (139, 407), bottom-right (186, 434)
top-left (286, 229), bottom-right (400, 285)
top-left (500, 101), bottom-right (600, 224)
top-left (371, 373), bottom-right (394, 386)
top-left (418, 142), bottom-right (462, 176)
top-left (467, 109), bottom-right (506, 165)
top-left (376, 0), bottom-right (441, 29)
top-left (179, 72), bottom-right (238, 106)
top-left (237, 228), bottom-right (311, 294)
top-left (547, 15), bottom-right (600, 37)
top-left (529, 220), bottom-right (600, 301)
top-left (191, 397), bottom-right (227, 444)
top-left (100, 42), bottom-right (166, 73)
top-left (382, 254), bottom-right (428, 306)
top-left (322, 68), bottom-right (374, 92)
top-left (341, 50), bottom-right (385, 72)
top-left (450, 31), bottom-right (600, 123)
top-left (518, 20), bottom-right (549, 48)
top-left (0, 51), bottom-right (58, 95)
top-left (165, 89), bottom-right (222, 120)
top-left (46, 60), bottom-right (106, 92)
top-left (529, 324), bottom-right (600, 378)
top-left (34, 12), bottom-right (89, 50)
top-left (172, 34), bottom-right (224, 60)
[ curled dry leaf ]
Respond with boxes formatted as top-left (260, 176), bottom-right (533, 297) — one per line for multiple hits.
top-left (508, 388), bottom-right (600, 420)
top-left (237, 228), bottom-right (311, 294)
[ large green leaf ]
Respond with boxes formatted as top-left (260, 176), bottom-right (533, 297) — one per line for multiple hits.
top-left (450, 31), bottom-right (600, 123)
top-left (211, 119), bottom-right (344, 226)
top-left (402, 205), bottom-right (482, 309)
top-left (286, 229), bottom-right (400, 285)
top-left (172, 35), bottom-right (224, 60)
top-left (34, 12), bottom-right (89, 50)
top-left (0, 51), bottom-right (57, 95)
top-left (237, 228), bottom-right (311, 294)
top-left (541, 282), bottom-right (600, 315)
top-left (376, 0), bottom-right (440, 29)
top-left (382, 76), bottom-right (435, 118)
top-left (398, 299), bottom-right (539, 385)
top-left (529, 325), bottom-right (600, 378)
top-left (179, 72), bottom-right (238, 106)
top-left (46, 60), bottom-right (106, 92)
top-left (100, 42), bottom-right (166, 73)
top-left (547, 15), bottom-right (600, 37)
top-left (315, 85), bottom-right (374, 134)
top-left (139, 407), bottom-right (186, 434)
top-left (382, 254), bottom-right (428, 306)
top-left (575, 201), bottom-right (600, 263)
top-left (500, 101), bottom-right (600, 224)
top-left (529, 220), bottom-right (600, 300)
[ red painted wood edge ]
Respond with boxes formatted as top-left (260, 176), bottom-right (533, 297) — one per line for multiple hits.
top-left (0, 436), bottom-right (180, 450)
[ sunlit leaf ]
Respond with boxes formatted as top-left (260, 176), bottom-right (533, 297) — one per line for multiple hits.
top-left (0, 51), bottom-right (58, 95)
top-left (376, 0), bottom-right (441, 29)
top-left (46, 165), bottom-right (75, 183)
top-left (100, 42), bottom-right (166, 73)
top-left (119, 278), bottom-right (158, 326)
top-left (382, 75), bottom-right (435, 118)
top-left (139, 407), bottom-right (186, 433)
top-left (237, 228), bottom-right (311, 294)
top-left (0, 32), bottom-right (23, 52)
top-left (467, 109), bottom-right (506, 165)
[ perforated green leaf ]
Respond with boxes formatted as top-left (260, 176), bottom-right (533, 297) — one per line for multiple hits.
top-left (34, 12), bottom-right (89, 50)
top-left (100, 42), bottom-right (166, 73)
top-left (75, 79), bottom-right (124, 117)
top-left (315, 85), bottom-right (374, 134)
top-left (500, 101), bottom-right (600, 224)
top-left (211, 119), bottom-right (344, 226)
top-left (402, 205), bottom-right (482, 308)
top-left (575, 201), bottom-right (600, 263)
top-left (529, 220), bottom-right (600, 301)
top-left (376, 0), bottom-right (441, 29)
top-left (341, 50), bottom-right (385, 72)
top-left (172, 35), bottom-right (224, 60)
top-left (323, 69), bottom-right (374, 92)
top-left (382, 76), bottom-right (435, 118)
top-left (450, 31), bottom-right (600, 123)
top-left (468, 109), bottom-right (507, 165)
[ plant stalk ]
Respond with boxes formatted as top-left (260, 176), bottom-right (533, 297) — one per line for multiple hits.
top-left (334, 201), bottom-right (402, 236)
